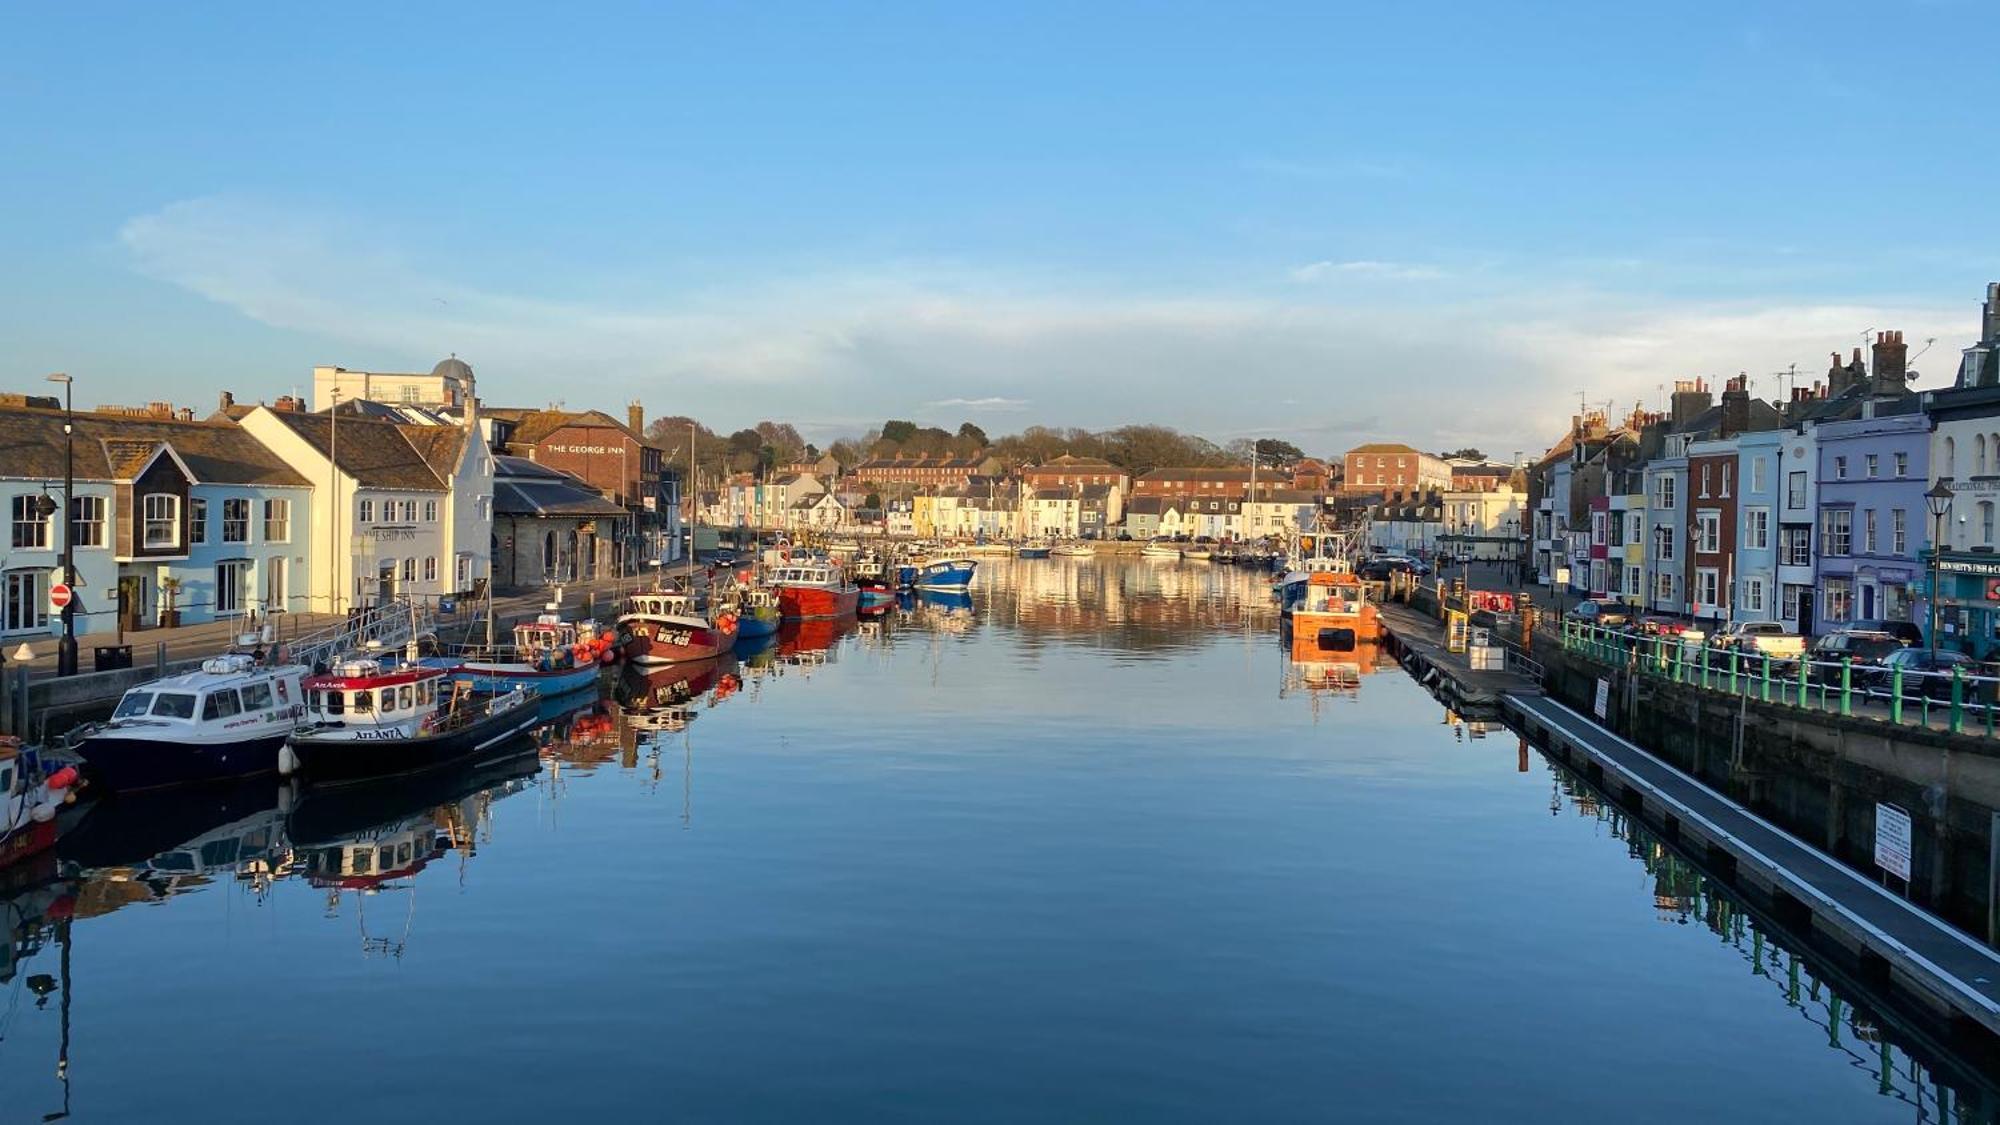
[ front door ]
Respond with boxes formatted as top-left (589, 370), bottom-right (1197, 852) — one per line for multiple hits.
top-left (377, 560), bottom-right (397, 606)
top-left (262, 557), bottom-right (287, 615)
top-left (2, 570), bottom-right (47, 634)
top-left (1860, 584), bottom-right (1876, 620)
top-left (118, 574), bottom-right (149, 631)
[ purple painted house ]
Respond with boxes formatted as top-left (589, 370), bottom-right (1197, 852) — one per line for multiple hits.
top-left (1813, 404), bottom-right (1930, 628)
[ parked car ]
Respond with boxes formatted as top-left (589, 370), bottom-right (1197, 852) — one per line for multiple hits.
top-left (1807, 629), bottom-right (1911, 684)
top-left (1565, 600), bottom-right (1629, 629)
top-left (1712, 621), bottom-right (1806, 659)
top-left (1358, 556), bottom-right (1430, 581)
top-left (1631, 615), bottom-right (1689, 637)
top-left (1863, 648), bottom-right (1980, 700)
top-left (1845, 619), bottom-right (1925, 647)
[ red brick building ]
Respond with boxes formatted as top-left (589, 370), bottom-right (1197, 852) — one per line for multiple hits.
top-left (1338, 443), bottom-right (1452, 494)
top-left (1020, 455), bottom-right (1129, 493)
top-left (489, 405), bottom-right (665, 506)
top-left (853, 454), bottom-right (999, 488)
top-left (1685, 448), bottom-right (1738, 620)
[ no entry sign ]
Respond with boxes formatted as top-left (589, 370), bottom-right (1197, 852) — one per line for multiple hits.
top-left (48, 582), bottom-right (73, 611)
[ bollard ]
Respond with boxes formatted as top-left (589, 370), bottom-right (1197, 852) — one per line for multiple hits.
top-left (1890, 664), bottom-right (1903, 725)
top-left (1839, 658), bottom-right (1852, 717)
top-left (1796, 656), bottom-right (1808, 709)
top-left (1760, 653), bottom-right (1771, 703)
top-left (155, 640), bottom-right (166, 677)
top-left (1727, 649), bottom-right (1739, 696)
top-left (1951, 667), bottom-right (1965, 734)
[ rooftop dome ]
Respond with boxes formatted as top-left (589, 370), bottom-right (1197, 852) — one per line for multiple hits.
top-left (431, 356), bottom-right (473, 382)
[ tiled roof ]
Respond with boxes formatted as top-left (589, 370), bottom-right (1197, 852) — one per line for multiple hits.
top-left (261, 410), bottom-right (454, 490)
top-left (492, 456), bottom-right (627, 518)
top-left (0, 406), bottom-right (309, 486)
top-left (1344, 442), bottom-right (1422, 455)
top-left (498, 408), bottom-right (664, 451)
top-left (1137, 467), bottom-right (1254, 481)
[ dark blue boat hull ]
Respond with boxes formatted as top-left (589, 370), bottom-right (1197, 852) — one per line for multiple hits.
top-left (75, 732), bottom-right (291, 793)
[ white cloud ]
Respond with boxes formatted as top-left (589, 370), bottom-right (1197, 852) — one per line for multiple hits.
top-left (1290, 259), bottom-right (1448, 283)
top-left (114, 195), bottom-right (1980, 459)
top-left (923, 397), bottom-right (1030, 411)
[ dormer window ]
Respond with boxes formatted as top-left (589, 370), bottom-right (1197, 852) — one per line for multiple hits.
top-left (142, 494), bottom-right (181, 548)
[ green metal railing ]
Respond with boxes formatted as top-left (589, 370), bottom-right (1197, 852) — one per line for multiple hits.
top-left (1559, 620), bottom-right (2000, 737)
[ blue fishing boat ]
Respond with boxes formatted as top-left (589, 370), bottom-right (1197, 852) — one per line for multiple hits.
top-left (734, 587), bottom-right (781, 638)
top-left (914, 557), bottom-right (978, 590)
top-left (1016, 542), bottom-right (1052, 559)
top-left (895, 563), bottom-right (921, 588)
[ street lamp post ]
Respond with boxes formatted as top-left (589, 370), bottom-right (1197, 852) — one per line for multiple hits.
top-left (1926, 479), bottom-right (1954, 653)
top-left (46, 373), bottom-right (77, 677)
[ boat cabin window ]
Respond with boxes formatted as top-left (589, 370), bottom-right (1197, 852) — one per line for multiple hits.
top-left (114, 691), bottom-right (155, 719)
top-left (320, 690), bottom-right (344, 715)
top-left (417, 680), bottom-right (434, 706)
top-left (352, 848), bottom-right (373, 874)
top-left (399, 685), bottom-right (414, 710)
top-left (0, 762), bottom-right (13, 795)
top-left (152, 692), bottom-right (197, 719)
top-left (353, 689), bottom-right (373, 714)
top-left (240, 681), bottom-right (273, 711)
top-left (203, 689), bottom-right (242, 720)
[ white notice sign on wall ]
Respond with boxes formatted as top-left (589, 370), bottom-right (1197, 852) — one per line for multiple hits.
top-left (1593, 678), bottom-right (1610, 719)
top-left (1875, 803), bottom-right (1912, 882)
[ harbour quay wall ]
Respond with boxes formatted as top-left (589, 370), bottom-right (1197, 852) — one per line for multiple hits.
top-left (1534, 636), bottom-right (2000, 943)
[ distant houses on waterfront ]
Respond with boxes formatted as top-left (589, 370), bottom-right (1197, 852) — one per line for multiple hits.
top-left (1529, 281), bottom-right (2000, 654)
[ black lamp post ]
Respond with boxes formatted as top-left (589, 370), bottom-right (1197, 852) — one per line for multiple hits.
top-left (46, 373), bottom-right (77, 677)
top-left (1926, 479), bottom-right (1954, 653)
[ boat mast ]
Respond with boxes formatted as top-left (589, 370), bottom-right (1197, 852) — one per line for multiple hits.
top-left (687, 421), bottom-right (697, 589)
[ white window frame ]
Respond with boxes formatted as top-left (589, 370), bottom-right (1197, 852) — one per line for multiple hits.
top-left (221, 497), bottom-right (251, 544)
top-left (1744, 507), bottom-right (1769, 551)
top-left (11, 495), bottom-right (49, 550)
top-left (142, 493), bottom-right (181, 549)
top-left (1696, 510), bottom-right (1721, 553)
top-left (263, 498), bottom-right (291, 543)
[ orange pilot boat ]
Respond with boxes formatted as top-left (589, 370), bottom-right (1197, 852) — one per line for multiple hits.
top-left (1284, 571), bottom-right (1383, 657)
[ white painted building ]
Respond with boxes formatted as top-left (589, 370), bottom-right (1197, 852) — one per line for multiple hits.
top-left (238, 402), bottom-right (493, 612)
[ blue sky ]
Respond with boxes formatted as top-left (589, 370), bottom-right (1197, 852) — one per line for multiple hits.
top-left (3, 1), bottom-right (1993, 456)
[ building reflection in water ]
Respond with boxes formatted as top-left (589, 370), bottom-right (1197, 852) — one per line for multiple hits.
top-left (1542, 757), bottom-right (2000, 1122)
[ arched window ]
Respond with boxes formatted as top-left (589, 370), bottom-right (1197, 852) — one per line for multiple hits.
top-left (1978, 435), bottom-right (1987, 476)
top-left (542, 531), bottom-right (556, 574)
top-left (1982, 501), bottom-right (1996, 547)
top-left (1944, 436), bottom-right (1957, 479)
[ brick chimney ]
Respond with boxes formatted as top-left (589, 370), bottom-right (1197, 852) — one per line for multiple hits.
top-left (1720, 374), bottom-right (1750, 437)
top-left (628, 400), bottom-right (644, 435)
top-left (1871, 330), bottom-right (1908, 396)
top-left (219, 390), bottom-right (235, 412)
top-left (1669, 377), bottom-right (1712, 429)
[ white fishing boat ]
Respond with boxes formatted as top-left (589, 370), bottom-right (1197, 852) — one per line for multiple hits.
top-left (1051, 542), bottom-right (1096, 557)
top-left (72, 650), bottom-right (310, 791)
top-left (1141, 540), bottom-right (1181, 559)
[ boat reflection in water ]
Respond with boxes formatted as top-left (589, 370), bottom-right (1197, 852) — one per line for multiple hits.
top-left (56, 775), bottom-right (290, 903)
top-left (1279, 640), bottom-right (1389, 717)
top-left (776, 617), bottom-right (855, 670)
top-left (613, 656), bottom-right (740, 733)
top-left (290, 749), bottom-right (538, 957)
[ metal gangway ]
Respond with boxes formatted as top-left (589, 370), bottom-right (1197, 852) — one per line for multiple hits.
top-left (285, 600), bottom-right (437, 671)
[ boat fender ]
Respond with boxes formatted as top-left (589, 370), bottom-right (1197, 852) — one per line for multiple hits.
top-left (30, 801), bottom-right (55, 823)
top-left (45, 765), bottom-right (78, 790)
top-left (279, 744), bottom-right (299, 776)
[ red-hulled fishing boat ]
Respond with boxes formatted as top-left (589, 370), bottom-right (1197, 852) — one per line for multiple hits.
top-left (768, 560), bottom-right (860, 621)
top-left (615, 591), bottom-right (739, 664)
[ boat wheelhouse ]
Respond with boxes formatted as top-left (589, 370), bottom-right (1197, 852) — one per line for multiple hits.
top-left (616, 592), bottom-right (738, 665)
top-left (768, 561), bottom-right (860, 621)
top-left (74, 653), bottom-right (309, 791)
top-left (1285, 572), bottom-right (1384, 656)
top-left (734, 587), bottom-right (781, 638)
top-left (287, 658), bottom-right (537, 783)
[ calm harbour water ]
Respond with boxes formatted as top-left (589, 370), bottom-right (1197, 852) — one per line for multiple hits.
top-left (0, 558), bottom-right (1987, 1123)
